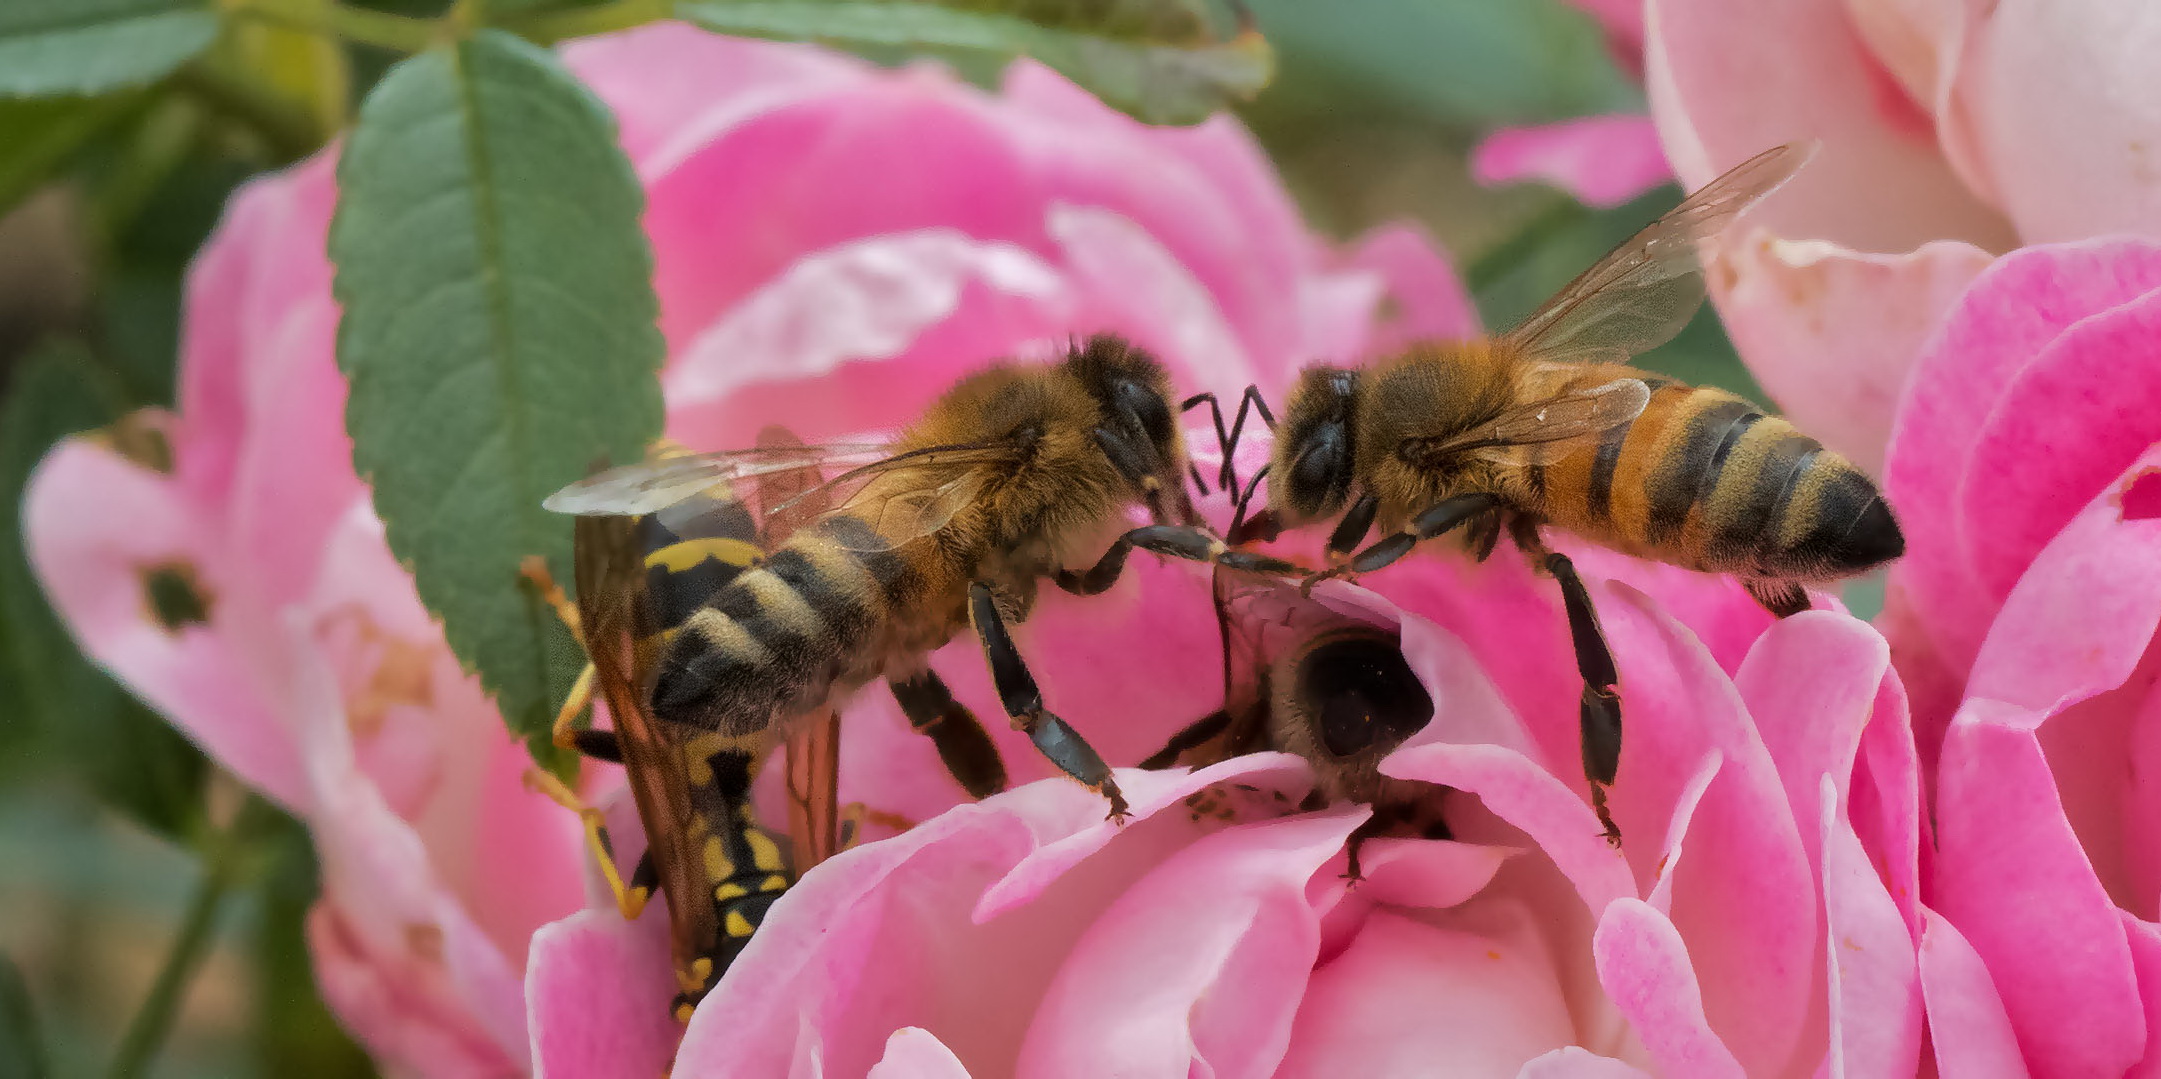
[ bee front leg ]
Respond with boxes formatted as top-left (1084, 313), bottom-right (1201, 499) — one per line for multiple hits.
top-left (887, 669), bottom-right (1009, 799)
top-left (1510, 518), bottom-right (1624, 847)
top-left (1305, 492), bottom-right (1502, 593)
top-left (968, 581), bottom-right (1130, 819)
top-left (1055, 525), bottom-right (1310, 599)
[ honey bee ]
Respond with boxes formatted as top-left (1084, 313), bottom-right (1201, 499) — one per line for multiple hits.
top-left (1240, 144), bottom-right (1904, 842)
top-left (540, 335), bottom-right (1302, 1013)
top-left (1142, 562), bottom-right (1444, 878)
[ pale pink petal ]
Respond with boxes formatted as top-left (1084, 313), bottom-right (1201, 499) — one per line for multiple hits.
top-left (1592, 899), bottom-right (1745, 1079)
top-left (563, 23), bottom-right (872, 176)
top-left (1736, 610), bottom-right (1890, 870)
top-left (1707, 234), bottom-right (1991, 473)
top-left (1916, 908), bottom-right (2027, 1079)
top-left (1277, 907), bottom-right (1576, 1078)
top-left (1047, 203), bottom-right (1262, 396)
top-left (1645, 0), bottom-right (2014, 253)
top-left (1517, 1046), bottom-right (1654, 1078)
top-left (1932, 703), bottom-right (2143, 1075)
top-left (22, 442), bottom-right (307, 808)
top-left (1884, 238), bottom-right (2161, 676)
top-left (1016, 807), bottom-right (1367, 1079)
top-left (869, 1028), bottom-right (975, 1079)
top-left (525, 910), bottom-right (676, 1079)
top-left (2126, 915), bottom-right (2161, 1077)
top-left (1956, 1), bottom-right (2161, 244)
top-left (1848, 674), bottom-right (1925, 937)
top-left (1472, 116), bottom-right (1673, 209)
top-left (1820, 777), bottom-right (1924, 1079)
top-left (307, 904), bottom-right (524, 1079)
top-left (1334, 222), bottom-right (1482, 355)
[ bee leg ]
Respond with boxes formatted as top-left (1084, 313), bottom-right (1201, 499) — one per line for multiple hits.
top-left (1182, 385), bottom-right (1276, 492)
top-left (968, 581), bottom-right (1130, 819)
top-left (837, 803), bottom-right (918, 849)
top-left (1225, 466), bottom-right (1286, 546)
top-left (887, 669), bottom-right (1009, 798)
top-left (1511, 522), bottom-right (1624, 847)
top-left (1745, 578), bottom-right (1812, 618)
top-left (1325, 493), bottom-right (1379, 563)
top-left (1305, 492), bottom-right (1502, 593)
top-left (1139, 708), bottom-right (1235, 769)
top-left (1059, 525), bottom-right (1311, 599)
top-left (522, 767), bottom-right (652, 919)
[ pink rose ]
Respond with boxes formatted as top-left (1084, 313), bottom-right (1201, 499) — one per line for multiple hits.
top-left (1470, 3), bottom-right (1672, 210)
top-left (1878, 239), bottom-right (2161, 1075)
top-left (1645, 0), bottom-right (2161, 475)
top-left (538, 526), bottom-right (1923, 1077)
top-left (25, 23), bottom-right (1467, 1076)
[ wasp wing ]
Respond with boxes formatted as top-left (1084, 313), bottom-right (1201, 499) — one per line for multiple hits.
top-left (544, 442), bottom-right (894, 518)
top-left (1505, 143), bottom-right (1810, 364)
top-left (751, 426), bottom-right (844, 873)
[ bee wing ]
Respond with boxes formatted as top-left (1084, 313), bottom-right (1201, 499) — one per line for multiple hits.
top-left (1412, 377), bottom-right (1651, 460)
top-left (543, 442), bottom-right (896, 518)
top-left (1505, 142), bottom-right (1811, 363)
top-left (750, 427), bottom-right (844, 872)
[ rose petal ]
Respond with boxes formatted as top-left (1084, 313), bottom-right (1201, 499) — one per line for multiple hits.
top-left (526, 910), bottom-right (676, 1079)
top-left (1517, 1046), bottom-right (1654, 1078)
top-left (1332, 222), bottom-right (1482, 356)
top-left (1820, 777), bottom-right (1924, 1079)
top-left (1472, 115), bottom-right (1674, 209)
top-left (1592, 899), bottom-right (1745, 1079)
top-left (1916, 908), bottom-right (2027, 1079)
top-left (2125, 915), bottom-right (2161, 1077)
top-left (869, 1028), bottom-right (975, 1079)
top-left (1736, 610), bottom-right (1890, 871)
top-left (1932, 702), bottom-right (2143, 1075)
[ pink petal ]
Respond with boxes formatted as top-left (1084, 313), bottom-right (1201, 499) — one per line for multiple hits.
top-left (1916, 908), bottom-right (2027, 1079)
top-left (1932, 703), bottom-right (2142, 1075)
top-left (1820, 777), bottom-right (1924, 1079)
top-left (1736, 610), bottom-right (1890, 871)
top-left (1645, 0), bottom-right (2014, 253)
top-left (869, 1028), bottom-right (975, 1079)
top-left (1884, 238), bottom-right (2161, 676)
top-left (526, 910), bottom-right (677, 1079)
top-left (22, 441), bottom-right (308, 808)
top-left (1955, 2), bottom-right (2161, 244)
top-left (1472, 115), bottom-right (1673, 209)
top-left (1517, 1047), bottom-right (1654, 1078)
top-left (1592, 899), bottom-right (1745, 1079)
top-left (307, 904), bottom-right (525, 1079)
top-left (1333, 222), bottom-right (1482, 355)
top-left (2126, 915), bottom-right (2161, 1077)
top-left (1276, 908), bottom-right (1578, 1078)
top-left (1016, 807), bottom-right (1368, 1079)
top-left (1707, 234), bottom-right (1991, 474)
top-left (1848, 673), bottom-right (1925, 938)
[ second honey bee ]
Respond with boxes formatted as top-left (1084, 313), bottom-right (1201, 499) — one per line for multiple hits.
top-left (544, 335), bottom-right (1302, 1010)
top-left (1198, 144), bottom-right (1904, 842)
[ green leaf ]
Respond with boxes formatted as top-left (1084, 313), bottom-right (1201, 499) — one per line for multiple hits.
top-left (0, 0), bottom-right (218, 98)
top-left (0, 93), bottom-right (142, 219)
top-left (0, 343), bottom-right (209, 838)
top-left (0, 953), bottom-right (46, 1079)
top-left (331, 30), bottom-right (664, 751)
top-left (675, 1), bottom-right (1272, 124)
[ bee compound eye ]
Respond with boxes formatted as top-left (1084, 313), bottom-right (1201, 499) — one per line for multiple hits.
top-left (1297, 634), bottom-right (1435, 758)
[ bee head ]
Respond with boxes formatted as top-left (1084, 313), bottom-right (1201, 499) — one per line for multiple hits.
top-left (1064, 334), bottom-right (1194, 524)
top-left (1275, 366), bottom-right (1362, 523)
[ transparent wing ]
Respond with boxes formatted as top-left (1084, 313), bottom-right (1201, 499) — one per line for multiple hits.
top-left (828, 470), bottom-right (993, 552)
top-left (1505, 142), bottom-right (1811, 363)
top-left (544, 442), bottom-right (892, 518)
top-left (1412, 378), bottom-right (1650, 460)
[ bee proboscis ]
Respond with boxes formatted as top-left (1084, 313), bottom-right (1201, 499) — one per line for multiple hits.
top-left (1209, 143), bottom-right (1903, 844)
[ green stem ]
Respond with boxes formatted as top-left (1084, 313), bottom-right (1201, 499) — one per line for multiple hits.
top-left (1464, 195), bottom-right (1589, 296)
top-left (224, 0), bottom-right (440, 53)
top-left (104, 797), bottom-right (275, 1079)
top-left (169, 63), bottom-right (320, 162)
top-left (505, 0), bottom-right (676, 45)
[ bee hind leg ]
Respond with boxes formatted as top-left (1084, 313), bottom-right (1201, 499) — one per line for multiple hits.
top-left (887, 669), bottom-right (1009, 799)
top-left (968, 581), bottom-right (1130, 819)
top-left (1745, 578), bottom-right (1812, 618)
top-left (1511, 519), bottom-right (1624, 847)
top-left (522, 766), bottom-right (653, 919)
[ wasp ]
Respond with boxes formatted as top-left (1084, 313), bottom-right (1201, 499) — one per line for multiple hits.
top-left (1190, 144), bottom-right (1904, 843)
top-left (539, 335), bottom-right (1302, 1013)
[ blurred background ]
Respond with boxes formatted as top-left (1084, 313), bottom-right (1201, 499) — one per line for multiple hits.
top-left (0, 1), bottom-right (1762, 1074)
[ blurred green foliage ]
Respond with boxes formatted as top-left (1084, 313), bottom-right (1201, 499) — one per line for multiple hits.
top-left (0, 0), bottom-right (1793, 1074)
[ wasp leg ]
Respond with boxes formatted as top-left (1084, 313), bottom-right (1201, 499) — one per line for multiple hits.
top-left (837, 803), bottom-right (918, 849)
top-left (1057, 525), bottom-right (1309, 597)
top-left (523, 556), bottom-right (601, 750)
top-left (1305, 492), bottom-right (1503, 592)
top-left (1746, 578), bottom-right (1812, 618)
top-left (969, 581), bottom-right (1130, 819)
top-left (1139, 708), bottom-right (1235, 770)
top-left (523, 767), bottom-right (651, 919)
top-left (887, 669), bottom-right (1009, 799)
top-left (1510, 520), bottom-right (1624, 847)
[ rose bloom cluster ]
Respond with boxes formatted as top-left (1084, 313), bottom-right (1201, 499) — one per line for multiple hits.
top-left (26, 11), bottom-right (2161, 1078)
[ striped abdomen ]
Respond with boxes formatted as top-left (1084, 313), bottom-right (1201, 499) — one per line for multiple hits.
top-left (1532, 384), bottom-right (1902, 580)
top-left (649, 513), bottom-right (919, 738)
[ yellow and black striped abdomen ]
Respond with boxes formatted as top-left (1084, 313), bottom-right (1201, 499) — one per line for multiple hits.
top-left (650, 513), bottom-right (920, 736)
top-left (1535, 386), bottom-right (1902, 581)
